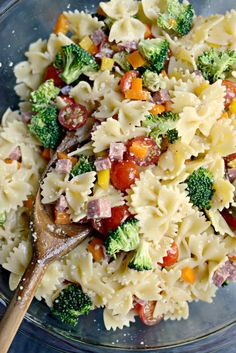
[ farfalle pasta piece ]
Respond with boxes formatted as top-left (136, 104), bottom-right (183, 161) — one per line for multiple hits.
top-left (206, 209), bottom-right (235, 237)
top-left (141, 0), bottom-right (165, 21)
top-left (25, 38), bottom-right (51, 75)
top-left (93, 91), bottom-right (123, 119)
top-left (35, 261), bottom-right (64, 306)
top-left (2, 239), bottom-right (32, 290)
top-left (211, 178), bottom-right (234, 211)
top-left (66, 172), bottom-right (96, 219)
top-left (208, 119), bottom-right (236, 157)
top-left (206, 10), bottom-right (236, 47)
top-left (47, 33), bottom-right (73, 61)
top-left (109, 17), bottom-right (146, 43)
top-left (103, 308), bottom-right (135, 331)
top-left (118, 100), bottom-right (153, 130)
top-left (14, 83), bottom-right (31, 102)
top-left (14, 61), bottom-right (43, 91)
top-left (64, 10), bottom-right (104, 41)
top-left (100, 0), bottom-right (139, 19)
top-left (89, 184), bottom-right (125, 208)
top-left (177, 81), bottom-right (225, 144)
top-left (41, 171), bottom-right (68, 204)
top-left (0, 160), bottom-right (32, 213)
top-left (92, 117), bottom-right (147, 152)
top-left (70, 81), bottom-right (95, 111)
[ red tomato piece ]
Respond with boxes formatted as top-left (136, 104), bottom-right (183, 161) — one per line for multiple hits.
top-left (137, 301), bottom-right (163, 326)
top-left (221, 208), bottom-right (236, 230)
top-left (110, 160), bottom-right (140, 192)
top-left (120, 70), bottom-right (139, 95)
top-left (222, 80), bottom-right (236, 108)
top-left (44, 65), bottom-right (64, 87)
top-left (91, 205), bottom-right (131, 236)
top-left (58, 103), bottom-right (88, 130)
top-left (125, 136), bottom-right (161, 167)
top-left (161, 241), bottom-right (179, 267)
top-left (60, 95), bottom-right (75, 106)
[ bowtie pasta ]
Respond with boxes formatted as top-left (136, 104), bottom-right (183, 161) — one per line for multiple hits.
top-left (1, 0), bottom-right (236, 331)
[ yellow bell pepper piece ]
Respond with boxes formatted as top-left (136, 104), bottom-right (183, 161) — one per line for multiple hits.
top-left (195, 82), bottom-right (209, 96)
top-left (229, 98), bottom-right (236, 114)
top-left (101, 57), bottom-right (114, 71)
top-left (97, 169), bottom-right (110, 191)
top-left (79, 36), bottom-right (94, 51)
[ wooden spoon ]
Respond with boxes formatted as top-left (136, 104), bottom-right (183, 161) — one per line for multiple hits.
top-left (0, 130), bottom-right (92, 353)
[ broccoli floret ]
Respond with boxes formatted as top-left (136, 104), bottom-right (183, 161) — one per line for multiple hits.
top-left (142, 70), bottom-right (161, 92)
top-left (0, 212), bottom-right (6, 226)
top-left (128, 240), bottom-right (153, 271)
top-left (157, 0), bottom-right (194, 37)
top-left (197, 49), bottom-right (236, 83)
top-left (143, 112), bottom-right (180, 147)
top-left (138, 38), bottom-right (169, 73)
top-left (113, 52), bottom-right (132, 72)
top-left (186, 167), bottom-right (215, 210)
top-left (54, 52), bottom-right (63, 69)
top-left (105, 218), bottom-right (140, 258)
top-left (28, 106), bottom-right (61, 148)
top-left (167, 128), bottom-right (179, 144)
top-left (30, 80), bottom-right (60, 112)
top-left (70, 155), bottom-right (95, 178)
top-left (58, 44), bottom-right (98, 85)
top-left (51, 284), bottom-right (92, 326)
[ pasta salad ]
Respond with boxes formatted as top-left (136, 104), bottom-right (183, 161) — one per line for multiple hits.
top-left (1, 0), bottom-right (236, 330)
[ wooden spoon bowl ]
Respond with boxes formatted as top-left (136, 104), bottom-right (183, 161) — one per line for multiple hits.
top-left (0, 130), bottom-right (92, 353)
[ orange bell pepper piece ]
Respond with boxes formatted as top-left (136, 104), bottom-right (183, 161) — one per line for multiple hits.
top-left (4, 159), bottom-right (21, 169)
top-left (42, 148), bottom-right (52, 161)
top-left (181, 266), bottom-right (196, 284)
top-left (53, 13), bottom-right (69, 35)
top-left (129, 140), bottom-right (149, 160)
top-left (57, 152), bottom-right (77, 166)
top-left (87, 237), bottom-right (105, 262)
top-left (144, 25), bottom-right (153, 39)
top-left (127, 50), bottom-right (146, 69)
top-left (149, 104), bottom-right (166, 115)
top-left (24, 196), bottom-right (34, 210)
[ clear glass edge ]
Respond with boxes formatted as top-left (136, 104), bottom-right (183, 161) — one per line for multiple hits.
top-left (0, 0), bottom-right (235, 351)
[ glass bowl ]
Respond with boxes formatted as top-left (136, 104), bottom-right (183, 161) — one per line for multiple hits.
top-left (0, 0), bottom-right (236, 352)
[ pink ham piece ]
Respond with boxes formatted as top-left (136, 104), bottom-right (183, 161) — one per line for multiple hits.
top-left (55, 195), bottom-right (69, 212)
top-left (8, 146), bottom-right (21, 161)
top-left (87, 199), bottom-right (111, 219)
top-left (109, 142), bottom-right (126, 161)
top-left (212, 260), bottom-right (236, 286)
top-left (55, 159), bottom-right (72, 174)
top-left (91, 29), bottom-right (107, 46)
top-left (95, 43), bottom-right (114, 58)
top-left (21, 112), bottom-right (32, 123)
top-left (117, 41), bottom-right (138, 53)
top-left (153, 89), bottom-right (171, 103)
top-left (95, 157), bottom-right (111, 171)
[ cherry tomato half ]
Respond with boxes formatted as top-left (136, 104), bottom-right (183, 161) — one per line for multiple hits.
top-left (44, 65), bottom-right (64, 87)
top-left (161, 241), bottom-right (179, 267)
top-left (91, 205), bottom-right (131, 236)
top-left (58, 103), bottom-right (88, 130)
top-left (125, 136), bottom-right (161, 167)
top-left (221, 208), bottom-right (236, 230)
top-left (222, 80), bottom-right (236, 109)
top-left (111, 160), bottom-right (140, 192)
top-left (60, 95), bottom-right (75, 106)
top-left (120, 70), bottom-right (139, 95)
top-left (136, 301), bottom-right (163, 326)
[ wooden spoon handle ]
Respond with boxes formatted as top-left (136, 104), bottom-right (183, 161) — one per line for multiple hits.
top-left (0, 257), bottom-right (48, 353)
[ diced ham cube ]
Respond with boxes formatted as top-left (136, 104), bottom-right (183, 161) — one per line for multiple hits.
top-left (212, 260), bottom-right (236, 286)
top-left (95, 44), bottom-right (114, 58)
top-left (55, 159), bottom-right (72, 174)
top-left (95, 157), bottom-right (111, 171)
top-left (55, 195), bottom-right (69, 212)
top-left (153, 89), bottom-right (171, 104)
top-left (109, 142), bottom-right (126, 161)
top-left (87, 199), bottom-right (111, 219)
top-left (91, 29), bottom-right (107, 46)
top-left (117, 41), bottom-right (138, 53)
top-left (8, 146), bottom-right (21, 161)
top-left (21, 112), bottom-right (32, 123)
